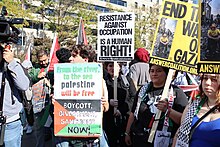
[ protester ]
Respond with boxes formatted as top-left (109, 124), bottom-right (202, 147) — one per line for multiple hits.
top-left (125, 64), bottom-right (188, 147)
top-left (0, 45), bottom-right (30, 147)
top-left (54, 47), bottom-right (74, 147)
top-left (69, 46), bottom-right (109, 146)
top-left (21, 60), bottom-right (34, 134)
top-left (29, 49), bottom-right (54, 147)
top-left (129, 48), bottom-right (151, 90)
top-left (173, 73), bottom-right (220, 147)
top-left (103, 62), bottom-right (136, 147)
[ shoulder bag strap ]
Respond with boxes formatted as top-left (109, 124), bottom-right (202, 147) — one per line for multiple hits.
top-left (189, 104), bottom-right (218, 140)
top-left (0, 72), bottom-right (6, 111)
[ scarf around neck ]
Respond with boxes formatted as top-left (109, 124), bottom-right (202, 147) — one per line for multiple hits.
top-left (176, 98), bottom-right (202, 147)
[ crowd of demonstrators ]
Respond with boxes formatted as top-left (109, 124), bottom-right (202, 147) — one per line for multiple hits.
top-left (4, 42), bottom-right (218, 147)
top-left (29, 50), bottom-right (54, 147)
top-left (103, 62), bottom-right (136, 147)
top-left (129, 48), bottom-right (151, 90)
top-left (173, 73), bottom-right (220, 147)
top-left (0, 45), bottom-right (30, 147)
top-left (125, 64), bottom-right (188, 147)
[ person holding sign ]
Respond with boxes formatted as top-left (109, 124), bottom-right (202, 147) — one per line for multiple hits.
top-left (173, 73), bottom-right (220, 147)
top-left (29, 49), bottom-right (54, 147)
top-left (64, 47), bottom-right (109, 147)
top-left (125, 64), bottom-right (188, 147)
top-left (103, 62), bottom-right (136, 147)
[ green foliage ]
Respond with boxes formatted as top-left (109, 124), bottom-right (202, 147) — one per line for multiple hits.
top-left (132, 4), bottom-right (160, 50)
top-left (0, 0), bottom-right (33, 27)
top-left (32, 0), bottom-right (98, 43)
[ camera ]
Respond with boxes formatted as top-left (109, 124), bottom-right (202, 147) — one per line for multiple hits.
top-left (0, 6), bottom-right (24, 44)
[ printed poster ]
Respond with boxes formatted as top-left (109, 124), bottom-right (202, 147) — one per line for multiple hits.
top-left (54, 63), bottom-right (103, 137)
top-left (97, 12), bottom-right (135, 61)
top-left (198, 0), bottom-right (220, 73)
top-left (150, 0), bottom-right (199, 74)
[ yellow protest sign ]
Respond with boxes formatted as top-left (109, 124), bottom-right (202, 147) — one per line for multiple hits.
top-left (198, 0), bottom-right (220, 73)
top-left (150, 0), bottom-right (199, 74)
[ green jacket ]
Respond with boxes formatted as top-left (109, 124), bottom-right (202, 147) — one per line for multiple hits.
top-left (29, 65), bottom-right (54, 85)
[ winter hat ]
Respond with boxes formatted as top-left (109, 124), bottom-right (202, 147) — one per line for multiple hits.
top-left (135, 48), bottom-right (150, 62)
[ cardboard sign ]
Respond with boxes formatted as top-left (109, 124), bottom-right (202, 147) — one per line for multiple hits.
top-left (97, 12), bottom-right (135, 61)
top-left (54, 63), bottom-right (103, 137)
top-left (198, 0), bottom-right (220, 73)
top-left (150, 0), bottom-right (199, 74)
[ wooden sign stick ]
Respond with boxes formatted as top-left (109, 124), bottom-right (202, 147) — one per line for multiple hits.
top-left (113, 61), bottom-right (118, 114)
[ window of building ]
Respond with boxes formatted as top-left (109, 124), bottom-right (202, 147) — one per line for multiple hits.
top-left (135, 14), bottom-right (138, 21)
top-left (100, 0), bottom-right (127, 7)
top-left (142, 4), bottom-right (145, 11)
top-left (45, 8), bottom-right (54, 16)
top-left (135, 2), bottom-right (138, 8)
top-left (95, 5), bottom-right (110, 12)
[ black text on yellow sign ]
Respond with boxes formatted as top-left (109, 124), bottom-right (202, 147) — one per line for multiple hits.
top-left (150, 57), bottom-right (197, 75)
top-left (152, 0), bottom-right (199, 72)
top-left (198, 64), bottom-right (220, 74)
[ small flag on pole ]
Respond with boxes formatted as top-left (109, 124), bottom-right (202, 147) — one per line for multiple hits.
top-left (76, 17), bottom-right (88, 45)
top-left (48, 34), bottom-right (60, 72)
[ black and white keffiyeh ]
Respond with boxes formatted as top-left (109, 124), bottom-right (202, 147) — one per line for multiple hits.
top-left (134, 83), bottom-right (151, 118)
top-left (176, 99), bottom-right (201, 147)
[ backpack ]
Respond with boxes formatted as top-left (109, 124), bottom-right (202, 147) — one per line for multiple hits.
top-left (7, 63), bottom-right (33, 114)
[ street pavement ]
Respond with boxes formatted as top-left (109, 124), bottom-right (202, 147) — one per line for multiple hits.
top-left (21, 126), bottom-right (52, 147)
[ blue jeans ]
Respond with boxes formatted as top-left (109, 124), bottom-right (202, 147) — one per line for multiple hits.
top-left (4, 120), bottom-right (23, 147)
top-left (56, 141), bottom-right (69, 147)
top-left (100, 130), bottom-right (109, 147)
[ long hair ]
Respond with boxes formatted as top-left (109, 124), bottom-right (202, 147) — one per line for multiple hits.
top-left (199, 74), bottom-right (220, 105)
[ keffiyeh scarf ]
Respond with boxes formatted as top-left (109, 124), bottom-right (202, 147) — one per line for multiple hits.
top-left (176, 98), bottom-right (201, 147)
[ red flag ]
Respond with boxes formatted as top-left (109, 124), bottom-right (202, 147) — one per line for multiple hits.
top-left (178, 85), bottom-right (199, 92)
top-left (76, 17), bottom-right (88, 45)
top-left (189, 90), bottom-right (199, 101)
top-left (48, 34), bottom-right (59, 72)
top-left (25, 43), bottom-right (32, 61)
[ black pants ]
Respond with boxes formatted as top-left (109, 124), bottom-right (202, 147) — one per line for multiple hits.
top-left (24, 105), bottom-right (34, 126)
top-left (132, 134), bottom-right (152, 147)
